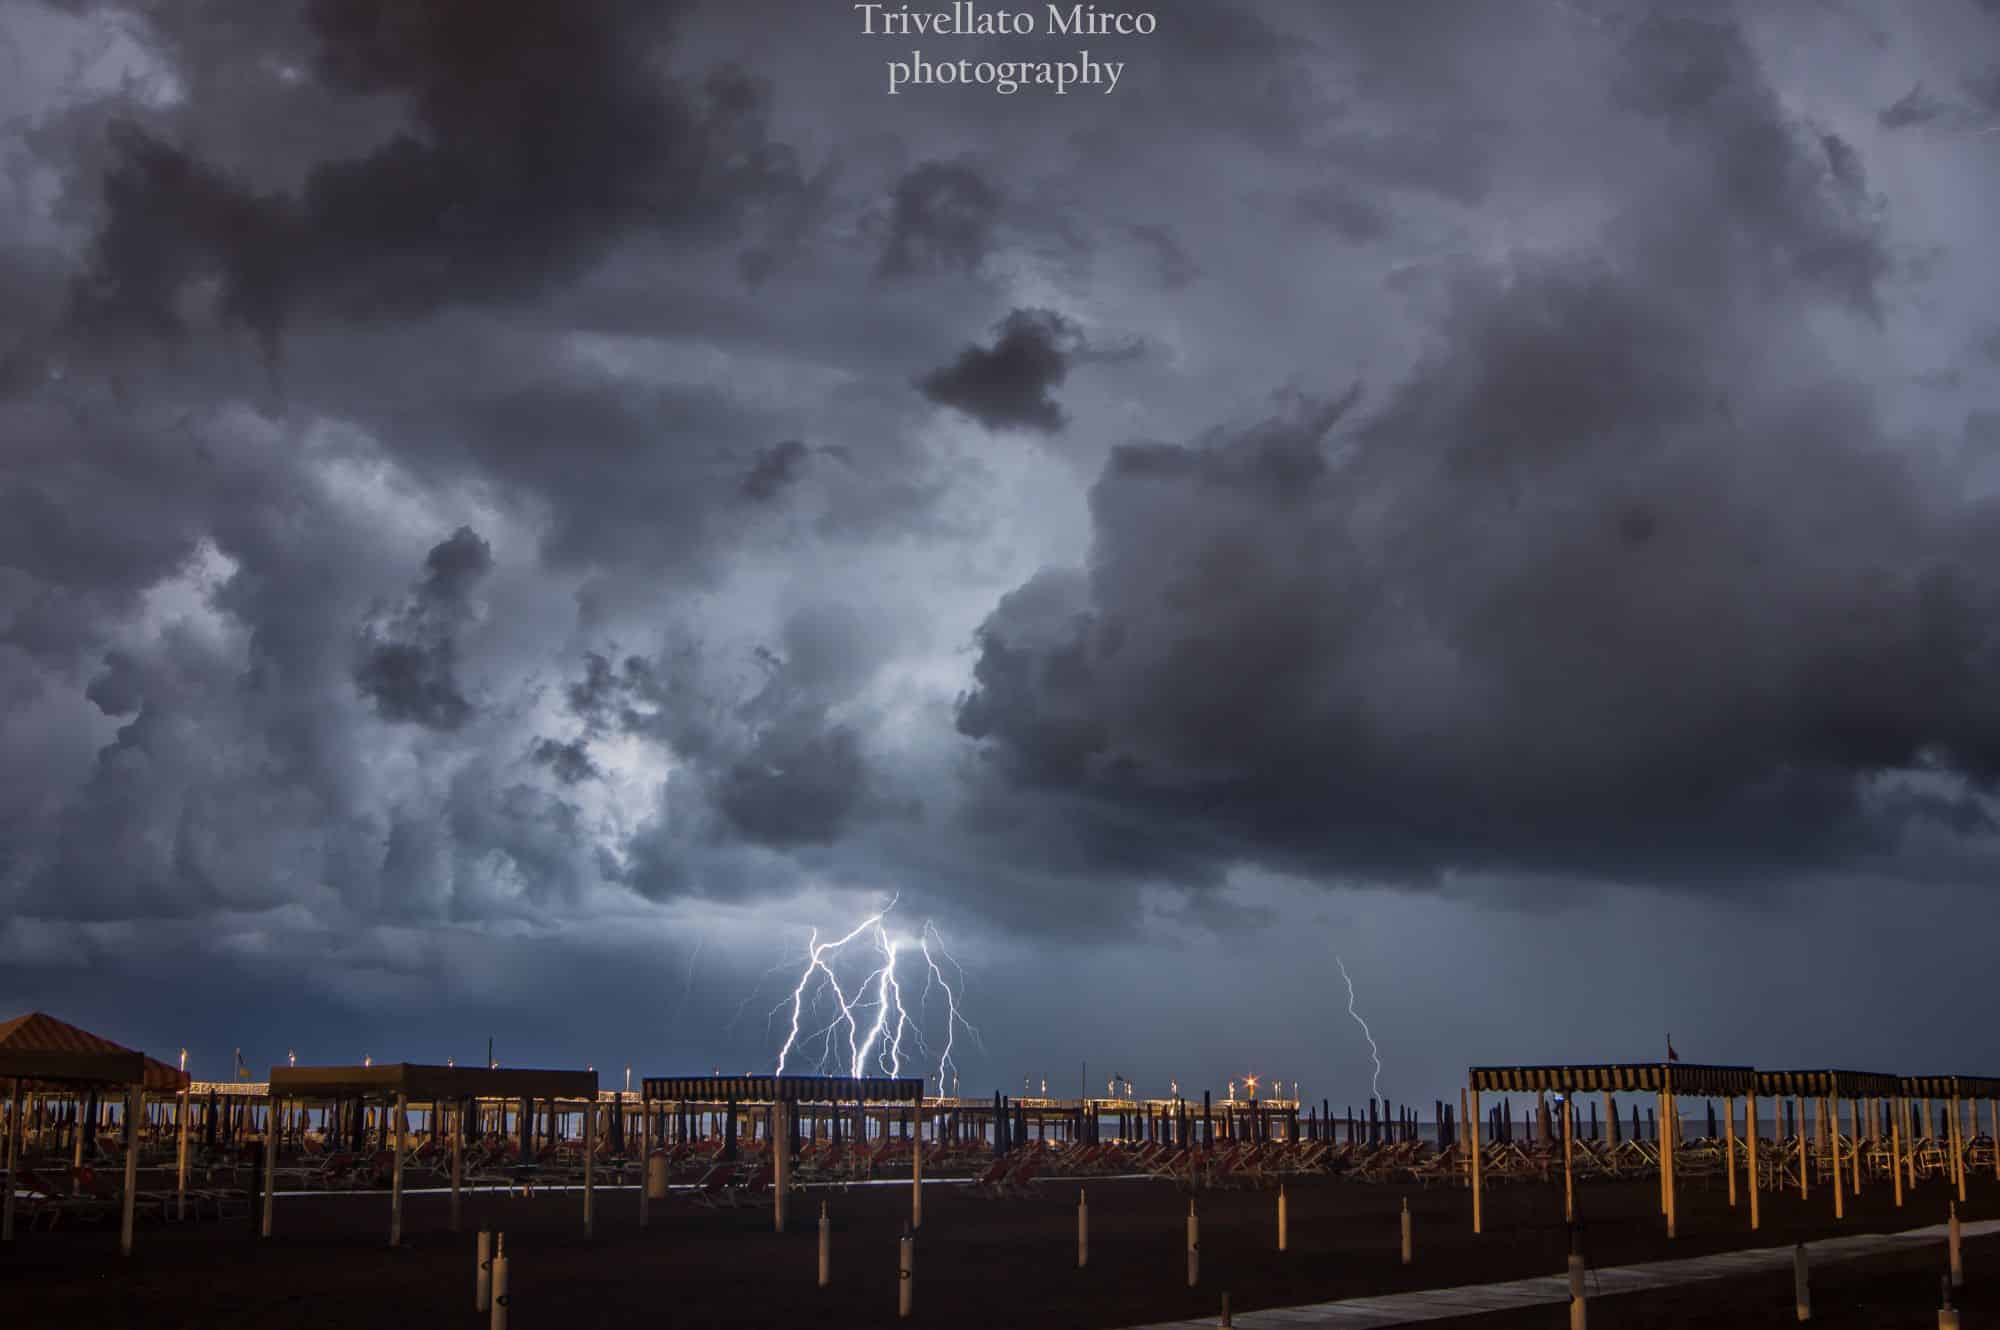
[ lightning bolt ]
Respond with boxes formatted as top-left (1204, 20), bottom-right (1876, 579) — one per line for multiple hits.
top-left (1336, 953), bottom-right (1384, 1102)
top-left (765, 898), bottom-right (977, 1087)
top-left (774, 903), bottom-right (888, 1075)
top-left (918, 921), bottom-right (981, 1091)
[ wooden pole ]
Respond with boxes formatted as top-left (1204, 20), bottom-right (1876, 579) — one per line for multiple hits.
top-left (1659, 1081), bottom-right (1676, 1239)
top-left (261, 1090), bottom-right (277, 1238)
top-left (639, 1090), bottom-right (652, 1229)
top-left (1891, 1096), bottom-right (1905, 1207)
top-left (175, 1085), bottom-right (190, 1222)
top-left (1830, 1095), bottom-right (1843, 1220)
top-left (1990, 1098), bottom-right (1998, 1183)
top-left (1796, 1095), bottom-right (1808, 1199)
top-left (120, 1083), bottom-right (143, 1256)
top-left (911, 1100), bottom-right (923, 1231)
top-left (1952, 1093), bottom-right (1966, 1203)
top-left (773, 1099), bottom-right (789, 1234)
top-left (390, 1092), bottom-right (407, 1247)
top-left (1469, 1085), bottom-right (1483, 1234)
top-left (2, 1077), bottom-right (20, 1243)
top-left (1747, 1093), bottom-right (1760, 1230)
top-left (451, 1096), bottom-right (464, 1231)
top-left (1562, 1094), bottom-right (1574, 1224)
top-left (583, 1097), bottom-right (595, 1238)
top-left (1725, 1094), bottom-right (1738, 1209)
top-left (1849, 1097), bottom-right (1860, 1198)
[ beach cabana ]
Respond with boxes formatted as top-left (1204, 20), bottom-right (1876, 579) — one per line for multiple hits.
top-left (1900, 1076), bottom-right (2000, 1204)
top-left (0, 1011), bottom-right (189, 1253)
top-left (1752, 1070), bottom-right (1902, 1223)
top-left (267, 1063), bottom-right (598, 1245)
top-left (1468, 1062), bottom-right (1754, 1238)
top-left (642, 1075), bottom-right (925, 1233)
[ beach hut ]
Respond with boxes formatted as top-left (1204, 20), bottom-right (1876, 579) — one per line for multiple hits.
top-left (0, 1011), bottom-right (189, 1253)
top-left (1752, 1070), bottom-right (1902, 1224)
top-left (1899, 1076), bottom-right (2000, 1203)
top-left (642, 1075), bottom-right (925, 1233)
top-left (1468, 1062), bottom-right (1755, 1237)
top-left (267, 1063), bottom-right (597, 1244)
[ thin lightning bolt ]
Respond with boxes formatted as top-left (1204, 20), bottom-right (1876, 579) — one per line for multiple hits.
top-left (1336, 954), bottom-right (1384, 1102)
top-left (774, 904), bottom-right (887, 1075)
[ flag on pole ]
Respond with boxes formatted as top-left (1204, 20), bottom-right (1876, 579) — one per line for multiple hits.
top-left (1666, 1035), bottom-right (1680, 1064)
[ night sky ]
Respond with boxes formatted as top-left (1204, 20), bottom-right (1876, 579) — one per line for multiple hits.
top-left (4, 0), bottom-right (2000, 1106)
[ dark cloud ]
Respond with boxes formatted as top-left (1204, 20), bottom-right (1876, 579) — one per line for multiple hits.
top-left (953, 10), bottom-right (1970, 897)
top-left (1293, 181), bottom-right (1391, 242)
top-left (354, 526), bottom-right (491, 731)
top-left (1879, 83), bottom-right (1955, 129)
top-left (69, 1), bottom-right (805, 349)
top-left (1128, 223), bottom-right (1201, 289)
top-left (741, 439), bottom-right (810, 501)
top-left (877, 161), bottom-right (1002, 278)
top-left (529, 736), bottom-right (600, 785)
top-left (917, 308), bottom-right (1084, 433)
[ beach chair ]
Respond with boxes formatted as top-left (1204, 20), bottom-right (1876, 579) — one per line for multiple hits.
top-left (16, 1167), bottom-right (110, 1230)
top-left (727, 1163), bottom-right (775, 1208)
top-left (968, 1156), bottom-right (1014, 1197)
top-left (996, 1155), bottom-right (1044, 1197)
top-left (689, 1162), bottom-right (738, 1209)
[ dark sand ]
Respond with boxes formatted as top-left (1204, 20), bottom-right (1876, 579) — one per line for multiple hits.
top-left (5, 1165), bottom-right (1994, 1328)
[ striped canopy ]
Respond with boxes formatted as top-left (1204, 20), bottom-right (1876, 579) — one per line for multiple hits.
top-left (1754, 1070), bottom-right (1902, 1098)
top-left (641, 1074), bottom-right (925, 1104)
top-left (0, 1011), bottom-right (188, 1091)
top-left (1470, 1063), bottom-right (1754, 1097)
top-left (1901, 1076), bottom-right (2000, 1099)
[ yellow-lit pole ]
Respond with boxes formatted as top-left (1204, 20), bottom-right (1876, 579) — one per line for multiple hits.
top-left (1469, 1083), bottom-right (1483, 1235)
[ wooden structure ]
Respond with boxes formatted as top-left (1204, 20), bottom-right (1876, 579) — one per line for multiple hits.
top-left (0, 1012), bottom-right (188, 1253)
top-left (642, 1075), bottom-right (924, 1233)
top-left (1752, 1070), bottom-right (1902, 1223)
top-left (1468, 1062), bottom-right (1754, 1237)
top-left (1901, 1076), bottom-right (2000, 1205)
top-left (266, 1063), bottom-right (597, 1244)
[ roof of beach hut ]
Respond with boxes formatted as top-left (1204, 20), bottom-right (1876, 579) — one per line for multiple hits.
top-left (269, 1062), bottom-right (598, 1102)
top-left (640, 1074), bottom-right (925, 1104)
top-left (1469, 1062), bottom-right (1755, 1097)
top-left (1899, 1075), bottom-right (2000, 1098)
top-left (0, 1011), bottom-right (189, 1092)
top-left (1754, 1069), bottom-right (1903, 1098)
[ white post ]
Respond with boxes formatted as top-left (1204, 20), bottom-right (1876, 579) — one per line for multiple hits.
top-left (639, 1092), bottom-right (651, 1229)
top-left (477, 1229), bottom-right (493, 1311)
top-left (1568, 1251), bottom-right (1588, 1330)
top-left (1794, 1243), bottom-right (1810, 1323)
top-left (390, 1092), bottom-right (407, 1247)
top-left (898, 1227), bottom-right (914, 1319)
top-left (120, 1083), bottom-right (143, 1256)
top-left (583, 1098), bottom-right (595, 1238)
top-left (2, 1077), bottom-right (21, 1242)
top-left (1950, 1202), bottom-right (1963, 1289)
top-left (1278, 1183), bottom-right (1288, 1252)
top-left (1187, 1199), bottom-right (1200, 1287)
top-left (1401, 1195), bottom-right (1413, 1265)
top-left (490, 1237), bottom-right (509, 1330)
top-left (1078, 1188), bottom-right (1088, 1268)
top-left (819, 1201), bottom-right (831, 1287)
